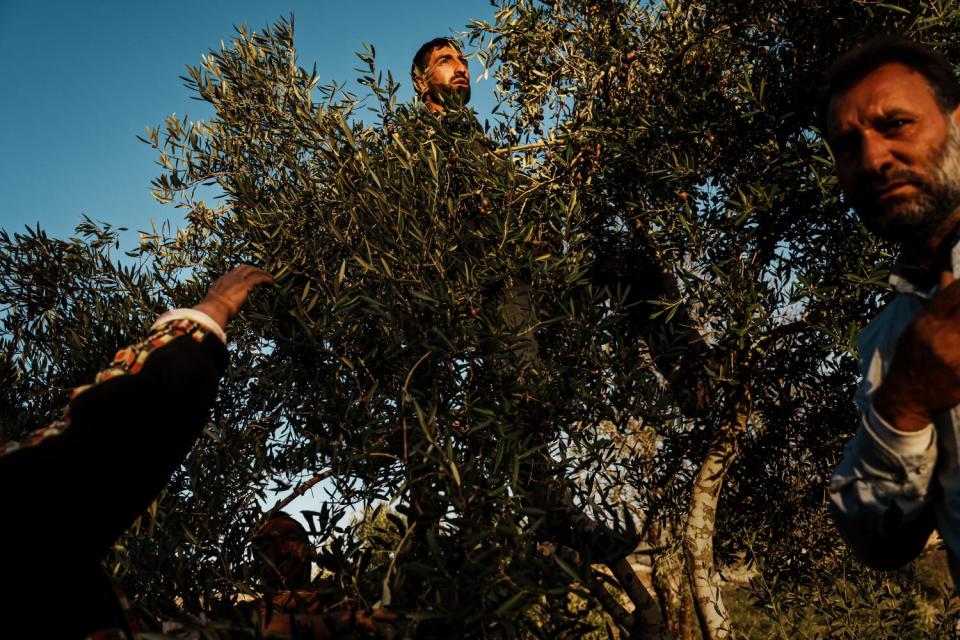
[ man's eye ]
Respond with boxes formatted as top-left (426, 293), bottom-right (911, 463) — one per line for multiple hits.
top-left (830, 136), bottom-right (856, 158)
top-left (881, 118), bottom-right (911, 132)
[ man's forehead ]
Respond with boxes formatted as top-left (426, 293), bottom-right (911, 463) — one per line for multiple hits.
top-left (428, 45), bottom-right (464, 62)
top-left (259, 518), bottom-right (306, 537)
top-left (827, 63), bottom-right (937, 133)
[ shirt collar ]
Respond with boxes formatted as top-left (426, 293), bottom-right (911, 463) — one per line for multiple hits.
top-left (889, 235), bottom-right (960, 299)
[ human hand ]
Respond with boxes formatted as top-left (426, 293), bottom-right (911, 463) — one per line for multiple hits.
top-left (259, 605), bottom-right (333, 640)
top-left (192, 264), bottom-right (274, 330)
top-left (874, 269), bottom-right (960, 431)
top-left (327, 607), bottom-right (399, 633)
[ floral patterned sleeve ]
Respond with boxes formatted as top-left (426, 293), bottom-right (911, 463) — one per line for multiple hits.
top-left (0, 311), bottom-right (228, 639)
top-left (2, 314), bottom-right (223, 458)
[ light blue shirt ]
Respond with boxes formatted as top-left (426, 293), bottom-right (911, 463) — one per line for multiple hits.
top-left (830, 242), bottom-right (960, 583)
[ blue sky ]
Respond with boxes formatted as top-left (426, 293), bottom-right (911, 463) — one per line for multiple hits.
top-left (0, 0), bottom-right (503, 522)
top-left (0, 1), bottom-right (500, 240)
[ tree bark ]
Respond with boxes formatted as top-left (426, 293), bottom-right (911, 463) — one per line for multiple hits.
top-left (583, 565), bottom-right (636, 632)
top-left (607, 556), bottom-right (672, 639)
top-left (683, 403), bottom-right (750, 640)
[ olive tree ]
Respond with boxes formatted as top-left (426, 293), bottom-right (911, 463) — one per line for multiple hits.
top-left (6, 2), bottom-right (960, 638)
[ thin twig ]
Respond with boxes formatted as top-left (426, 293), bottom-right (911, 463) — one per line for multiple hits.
top-left (494, 139), bottom-right (566, 155)
top-left (401, 351), bottom-right (432, 464)
top-left (245, 470), bottom-right (335, 541)
top-left (269, 470), bottom-right (334, 514)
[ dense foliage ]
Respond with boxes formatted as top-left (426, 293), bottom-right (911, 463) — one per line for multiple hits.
top-left (6, 1), bottom-right (960, 637)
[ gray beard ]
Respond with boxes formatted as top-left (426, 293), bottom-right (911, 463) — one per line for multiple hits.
top-left (857, 123), bottom-right (960, 246)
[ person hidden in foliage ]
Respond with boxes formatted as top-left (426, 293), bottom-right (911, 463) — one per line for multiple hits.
top-left (254, 511), bottom-right (315, 591)
top-left (824, 36), bottom-right (960, 585)
top-left (251, 511), bottom-right (331, 639)
top-left (0, 264), bottom-right (273, 639)
top-left (411, 36), bottom-right (539, 366)
top-left (249, 511), bottom-right (399, 639)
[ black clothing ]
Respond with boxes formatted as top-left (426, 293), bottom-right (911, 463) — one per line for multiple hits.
top-left (0, 318), bottom-right (227, 639)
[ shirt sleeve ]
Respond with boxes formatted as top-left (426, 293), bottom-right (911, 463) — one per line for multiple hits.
top-left (0, 314), bottom-right (228, 557)
top-left (152, 308), bottom-right (227, 344)
top-left (829, 349), bottom-right (938, 569)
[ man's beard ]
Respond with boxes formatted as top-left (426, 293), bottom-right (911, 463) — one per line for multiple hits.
top-left (434, 83), bottom-right (470, 108)
top-left (854, 123), bottom-right (960, 245)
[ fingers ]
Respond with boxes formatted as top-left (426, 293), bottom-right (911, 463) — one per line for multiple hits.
top-left (230, 265), bottom-right (272, 297)
top-left (194, 264), bottom-right (274, 330)
top-left (932, 269), bottom-right (960, 318)
top-left (942, 268), bottom-right (957, 292)
top-left (242, 266), bottom-right (275, 288)
top-left (223, 264), bottom-right (273, 284)
top-left (212, 264), bottom-right (274, 294)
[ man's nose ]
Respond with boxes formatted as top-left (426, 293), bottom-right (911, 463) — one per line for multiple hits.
top-left (454, 59), bottom-right (468, 77)
top-left (859, 131), bottom-right (894, 176)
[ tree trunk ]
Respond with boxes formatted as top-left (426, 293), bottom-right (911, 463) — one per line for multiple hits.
top-left (582, 564), bottom-right (636, 632)
top-left (653, 543), bottom-right (695, 640)
top-left (683, 404), bottom-right (750, 640)
top-left (679, 583), bottom-right (696, 640)
top-left (608, 557), bottom-right (672, 639)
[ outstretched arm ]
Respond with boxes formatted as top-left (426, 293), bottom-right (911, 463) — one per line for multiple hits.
top-left (0, 265), bottom-right (273, 554)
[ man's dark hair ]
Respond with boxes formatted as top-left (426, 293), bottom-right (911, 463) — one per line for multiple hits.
top-left (252, 511), bottom-right (308, 542)
top-left (819, 35), bottom-right (960, 133)
top-left (411, 37), bottom-right (461, 83)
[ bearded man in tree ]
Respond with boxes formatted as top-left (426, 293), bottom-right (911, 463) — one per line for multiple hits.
top-left (405, 34), bottom-right (707, 558)
top-left (826, 36), bottom-right (960, 584)
top-left (410, 37), bottom-right (546, 363)
top-left (411, 37), bottom-right (471, 114)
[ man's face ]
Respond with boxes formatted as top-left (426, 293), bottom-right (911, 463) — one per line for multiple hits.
top-left (827, 62), bottom-right (960, 246)
top-left (417, 44), bottom-right (470, 110)
top-left (256, 518), bottom-right (311, 586)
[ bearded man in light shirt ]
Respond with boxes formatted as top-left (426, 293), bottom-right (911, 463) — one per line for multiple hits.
top-left (825, 36), bottom-right (960, 582)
